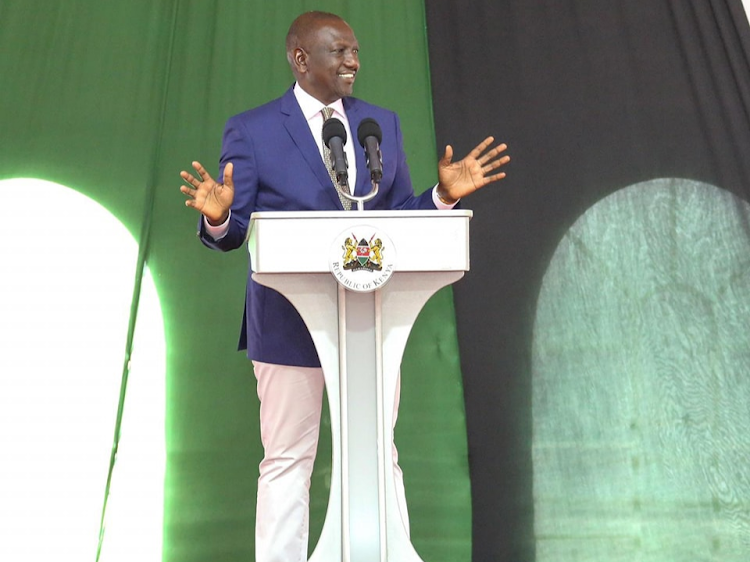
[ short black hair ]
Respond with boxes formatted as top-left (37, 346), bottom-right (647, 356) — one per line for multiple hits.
top-left (286, 11), bottom-right (345, 55)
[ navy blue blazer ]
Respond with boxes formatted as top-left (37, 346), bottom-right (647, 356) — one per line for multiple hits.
top-left (200, 86), bottom-right (437, 367)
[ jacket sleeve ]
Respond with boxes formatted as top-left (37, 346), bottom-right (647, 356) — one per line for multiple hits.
top-left (382, 111), bottom-right (437, 211)
top-left (198, 114), bottom-right (259, 251)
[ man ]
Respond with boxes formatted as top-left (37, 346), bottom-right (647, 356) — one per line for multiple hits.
top-left (180, 10), bottom-right (509, 562)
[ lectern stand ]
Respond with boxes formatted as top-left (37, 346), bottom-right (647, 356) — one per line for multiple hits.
top-left (247, 209), bottom-right (472, 562)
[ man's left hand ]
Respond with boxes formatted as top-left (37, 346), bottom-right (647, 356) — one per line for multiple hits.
top-left (436, 136), bottom-right (510, 203)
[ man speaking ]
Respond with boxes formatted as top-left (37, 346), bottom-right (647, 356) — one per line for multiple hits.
top-left (180, 10), bottom-right (509, 562)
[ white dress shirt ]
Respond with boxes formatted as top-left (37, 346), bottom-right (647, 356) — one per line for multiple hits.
top-left (293, 82), bottom-right (358, 188)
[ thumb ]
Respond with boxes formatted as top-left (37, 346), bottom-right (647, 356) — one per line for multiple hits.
top-left (223, 162), bottom-right (234, 188)
top-left (440, 145), bottom-right (454, 167)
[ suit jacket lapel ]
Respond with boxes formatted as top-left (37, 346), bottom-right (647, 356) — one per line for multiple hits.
top-left (280, 88), bottom-right (343, 208)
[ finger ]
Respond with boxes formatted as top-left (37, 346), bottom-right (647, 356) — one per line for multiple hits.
top-left (478, 143), bottom-right (508, 165)
top-left (192, 161), bottom-right (214, 183)
top-left (468, 136), bottom-right (495, 159)
top-left (223, 162), bottom-right (234, 188)
top-left (485, 171), bottom-right (507, 184)
top-left (180, 184), bottom-right (196, 198)
top-left (479, 171), bottom-right (507, 187)
top-left (482, 154), bottom-right (511, 173)
top-left (180, 170), bottom-right (200, 188)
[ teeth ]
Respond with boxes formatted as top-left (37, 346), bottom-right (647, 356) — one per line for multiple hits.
top-left (339, 73), bottom-right (355, 78)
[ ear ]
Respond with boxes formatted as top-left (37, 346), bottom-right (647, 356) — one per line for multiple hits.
top-left (292, 48), bottom-right (307, 74)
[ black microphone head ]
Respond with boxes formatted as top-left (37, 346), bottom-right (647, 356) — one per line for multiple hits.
top-left (357, 117), bottom-right (382, 146)
top-left (322, 117), bottom-right (347, 147)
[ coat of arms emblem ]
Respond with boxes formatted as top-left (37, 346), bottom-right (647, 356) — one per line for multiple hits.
top-left (330, 227), bottom-right (396, 292)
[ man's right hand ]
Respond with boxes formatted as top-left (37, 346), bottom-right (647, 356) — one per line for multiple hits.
top-left (180, 161), bottom-right (234, 225)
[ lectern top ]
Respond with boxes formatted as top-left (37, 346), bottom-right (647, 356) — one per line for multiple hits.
top-left (250, 209), bottom-right (473, 220)
top-left (248, 208), bottom-right (472, 274)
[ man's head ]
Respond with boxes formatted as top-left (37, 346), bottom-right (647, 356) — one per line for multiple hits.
top-left (286, 11), bottom-right (360, 105)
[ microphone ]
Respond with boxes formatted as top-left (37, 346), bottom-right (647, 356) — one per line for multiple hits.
top-left (322, 117), bottom-right (349, 185)
top-left (357, 118), bottom-right (383, 182)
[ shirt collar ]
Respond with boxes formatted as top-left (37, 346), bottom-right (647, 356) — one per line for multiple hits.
top-left (293, 82), bottom-right (346, 121)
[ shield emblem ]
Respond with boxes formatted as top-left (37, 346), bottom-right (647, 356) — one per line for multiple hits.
top-left (356, 238), bottom-right (370, 266)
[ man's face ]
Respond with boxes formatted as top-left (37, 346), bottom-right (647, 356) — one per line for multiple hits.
top-left (296, 19), bottom-right (360, 105)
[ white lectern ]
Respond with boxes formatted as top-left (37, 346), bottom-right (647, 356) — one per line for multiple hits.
top-left (247, 209), bottom-right (472, 562)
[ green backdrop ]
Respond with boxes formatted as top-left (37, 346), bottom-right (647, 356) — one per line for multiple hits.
top-left (0, 1), bottom-right (471, 561)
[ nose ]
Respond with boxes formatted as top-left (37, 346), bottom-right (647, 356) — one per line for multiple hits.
top-left (344, 49), bottom-right (359, 69)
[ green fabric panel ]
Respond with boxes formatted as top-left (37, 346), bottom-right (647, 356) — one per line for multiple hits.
top-left (0, 1), bottom-right (470, 560)
top-left (0, 0), bottom-right (175, 234)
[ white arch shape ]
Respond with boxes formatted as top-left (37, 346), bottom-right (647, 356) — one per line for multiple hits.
top-left (531, 178), bottom-right (750, 561)
top-left (0, 178), bottom-right (166, 562)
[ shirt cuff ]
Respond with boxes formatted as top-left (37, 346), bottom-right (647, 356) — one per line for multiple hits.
top-left (432, 185), bottom-right (459, 209)
top-left (203, 211), bottom-right (231, 240)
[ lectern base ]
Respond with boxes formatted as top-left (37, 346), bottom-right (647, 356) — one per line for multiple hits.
top-left (253, 271), bottom-right (463, 562)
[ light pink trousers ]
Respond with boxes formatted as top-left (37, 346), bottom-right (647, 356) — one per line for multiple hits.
top-left (252, 360), bottom-right (409, 562)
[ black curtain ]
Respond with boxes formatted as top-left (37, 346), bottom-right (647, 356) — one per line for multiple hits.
top-left (426, 1), bottom-right (750, 560)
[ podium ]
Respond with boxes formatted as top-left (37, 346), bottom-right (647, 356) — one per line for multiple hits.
top-left (247, 209), bottom-right (472, 562)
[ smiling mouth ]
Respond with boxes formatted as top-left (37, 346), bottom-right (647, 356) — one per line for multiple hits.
top-left (339, 72), bottom-right (356, 80)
